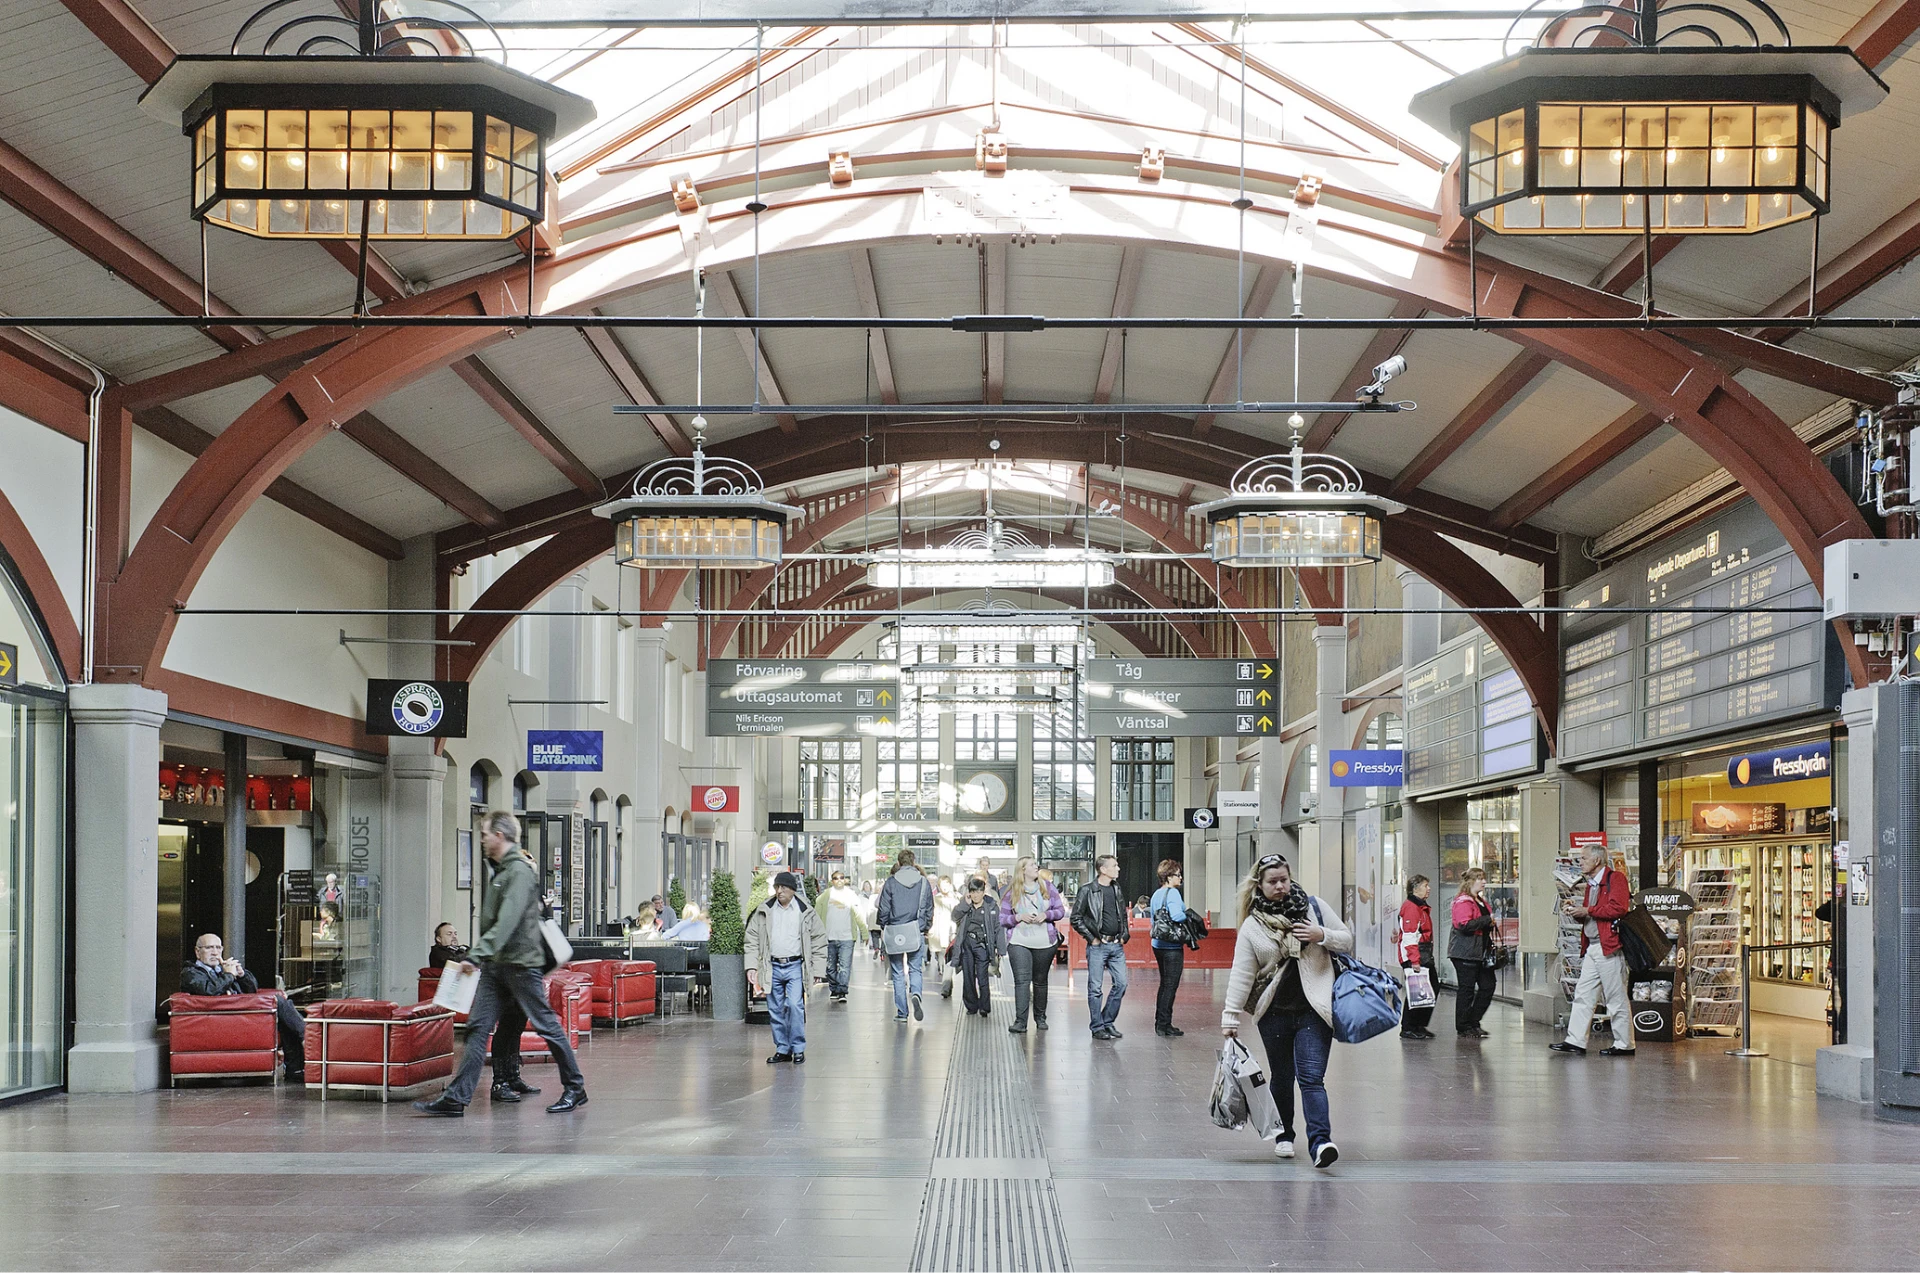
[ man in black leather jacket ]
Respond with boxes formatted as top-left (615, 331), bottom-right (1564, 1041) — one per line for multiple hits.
top-left (179, 934), bottom-right (305, 1079)
top-left (1070, 855), bottom-right (1132, 1040)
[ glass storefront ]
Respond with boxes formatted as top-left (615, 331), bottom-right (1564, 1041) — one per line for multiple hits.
top-left (0, 567), bottom-right (67, 1099)
top-left (1437, 789), bottom-right (1523, 1001)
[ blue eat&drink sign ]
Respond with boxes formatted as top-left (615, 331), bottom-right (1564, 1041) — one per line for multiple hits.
top-left (529, 730), bottom-right (604, 772)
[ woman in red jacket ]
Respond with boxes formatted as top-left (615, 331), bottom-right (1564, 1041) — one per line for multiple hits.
top-left (1397, 876), bottom-right (1435, 1040)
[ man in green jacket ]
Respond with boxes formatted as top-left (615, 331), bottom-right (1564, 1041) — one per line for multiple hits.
top-left (416, 811), bottom-right (588, 1116)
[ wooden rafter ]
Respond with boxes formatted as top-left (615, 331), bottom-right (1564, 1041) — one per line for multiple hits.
top-left (1390, 351), bottom-right (1550, 497)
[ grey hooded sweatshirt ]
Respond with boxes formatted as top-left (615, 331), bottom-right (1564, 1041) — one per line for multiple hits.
top-left (875, 864), bottom-right (935, 933)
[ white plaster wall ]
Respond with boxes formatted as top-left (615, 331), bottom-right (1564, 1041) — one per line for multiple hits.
top-left (0, 405), bottom-right (84, 622)
top-left (135, 431), bottom-right (388, 718)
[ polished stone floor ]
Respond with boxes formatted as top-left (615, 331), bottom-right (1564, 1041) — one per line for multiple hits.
top-left (3, 953), bottom-right (1916, 1272)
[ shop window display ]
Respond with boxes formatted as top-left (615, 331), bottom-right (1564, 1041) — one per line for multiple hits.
top-left (0, 568), bottom-right (66, 1098)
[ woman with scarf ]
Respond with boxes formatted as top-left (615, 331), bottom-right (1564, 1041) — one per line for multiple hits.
top-left (1221, 852), bottom-right (1354, 1169)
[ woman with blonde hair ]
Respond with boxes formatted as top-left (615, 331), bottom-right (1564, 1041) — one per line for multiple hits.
top-left (1449, 866), bottom-right (1499, 1038)
top-left (1221, 851), bottom-right (1353, 1169)
top-left (999, 855), bottom-right (1066, 1033)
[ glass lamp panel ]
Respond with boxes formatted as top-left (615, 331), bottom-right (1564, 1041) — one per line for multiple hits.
top-left (307, 147), bottom-right (347, 189)
top-left (1710, 104), bottom-right (1753, 188)
top-left (225, 109), bottom-right (264, 149)
top-left (1584, 193), bottom-right (1624, 229)
top-left (1499, 195), bottom-right (1543, 230)
top-left (512, 126), bottom-right (539, 168)
top-left (1468, 116), bottom-right (1497, 166)
top-left (1623, 147), bottom-right (1664, 187)
top-left (1468, 160), bottom-right (1493, 206)
top-left (433, 112), bottom-right (473, 191)
top-left (310, 198), bottom-right (348, 235)
top-left (267, 109), bottom-right (306, 149)
top-left (1708, 191), bottom-right (1748, 229)
top-left (484, 160), bottom-right (506, 199)
top-left (425, 198), bottom-right (464, 235)
top-left (1539, 104), bottom-right (1580, 188)
top-left (1758, 191), bottom-right (1798, 227)
top-left (226, 197), bottom-right (259, 231)
top-left (391, 152), bottom-right (430, 191)
top-left (1667, 147), bottom-right (1708, 187)
top-left (1543, 194), bottom-right (1582, 228)
top-left (310, 109), bottom-right (348, 150)
top-left (1668, 191), bottom-right (1705, 228)
top-left (1667, 104), bottom-right (1710, 148)
top-left (266, 151), bottom-right (306, 189)
top-left (512, 165), bottom-right (539, 210)
top-left (268, 197), bottom-right (305, 234)
top-left (1580, 106), bottom-right (1624, 188)
top-left (195, 119), bottom-right (214, 166)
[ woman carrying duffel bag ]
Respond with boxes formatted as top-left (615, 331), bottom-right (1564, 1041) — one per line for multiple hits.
top-left (1221, 851), bottom-right (1354, 1170)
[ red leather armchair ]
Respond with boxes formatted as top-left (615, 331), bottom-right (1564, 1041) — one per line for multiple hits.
top-left (168, 993), bottom-right (282, 1085)
top-left (553, 968), bottom-right (595, 1040)
top-left (303, 999), bottom-right (455, 1101)
top-left (417, 967), bottom-right (468, 1026)
top-left (492, 973), bottom-right (585, 1063)
top-left (567, 959), bottom-right (657, 1027)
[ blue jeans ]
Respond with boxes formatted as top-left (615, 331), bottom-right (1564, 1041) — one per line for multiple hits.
top-left (1257, 1006), bottom-right (1334, 1155)
top-left (1085, 942), bottom-right (1129, 1032)
top-left (768, 958), bottom-right (806, 1054)
top-left (826, 940), bottom-right (854, 997)
top-left (889, 945), bottom-right (924, 1018)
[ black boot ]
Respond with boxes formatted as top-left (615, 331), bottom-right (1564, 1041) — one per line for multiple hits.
top-left (503, 1076), bottom-right (541, 1096)
top-left (490, 1082), bottom-right (522, 1103)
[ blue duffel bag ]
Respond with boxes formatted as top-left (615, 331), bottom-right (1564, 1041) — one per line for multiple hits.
top-left (1311, 900), bottom-right (1403, 1044)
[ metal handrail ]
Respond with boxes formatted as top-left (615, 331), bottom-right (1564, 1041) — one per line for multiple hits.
top-left (1727, 941), bottom-right (1832, 1060)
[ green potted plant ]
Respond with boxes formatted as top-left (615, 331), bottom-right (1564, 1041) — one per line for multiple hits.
top-left (803, 873), bottom-right (822, 906)
top-left (667, 876), bottom-right (687, 920)
top-left (707, 870), bottom-right (747, 1021)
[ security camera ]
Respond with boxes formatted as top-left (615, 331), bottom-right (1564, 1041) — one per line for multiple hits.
top-left (1299, 795), bottom-right (1318, 816)
top-left (1360, 355), bottom-right (1407, 400)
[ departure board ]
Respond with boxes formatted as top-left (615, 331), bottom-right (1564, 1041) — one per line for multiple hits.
top-left (1404, 630), bottom-right (1541, 798)
top-left (1558, 500), bottom-right (1840, 764)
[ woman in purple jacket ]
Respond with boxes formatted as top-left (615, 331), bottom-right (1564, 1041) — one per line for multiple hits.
top-left (1000, 855), bottom-right (1067, 1034)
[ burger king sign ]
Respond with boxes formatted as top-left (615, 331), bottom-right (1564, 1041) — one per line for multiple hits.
top-left (693, 785), bottom-right (740, 813)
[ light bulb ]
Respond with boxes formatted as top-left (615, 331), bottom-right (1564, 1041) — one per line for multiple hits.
top-left (434, 152), bottom-right (446, 171)
top-left (325, 200), bottom-right (342, 210)
top-left (1763, 146), bottom-right (1779, 162)
top-left (1560, 147), bottom-right (1576, 166)
top-left (237, 152), bottom-right (257, 170)
top-left (1625, 192), bottom-right (1635, 204)
top-left (1720, 193), bottom-right (1731, 203)
top-left (281, 200), bottom-right (297, 211)
top-left (485, 157), bottom-right (496, 171)
top-left (1609, 149), bottom-right (1622, 163)
top-left (1772, 193), bottom-right (1785, 207)
top-left (390, 153), bottom-right (400, 172)
top-left (1666, 147), bottom-right (1678, 163)
top-left (1508, 151), bottom-right (1522, 168)
top-left (288, 154), bottom-right (304, 169)
top-left (1713, 147), bottom-right (1726, 162)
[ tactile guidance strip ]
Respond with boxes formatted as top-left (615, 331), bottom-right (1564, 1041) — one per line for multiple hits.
top-left (912, 1003), bottom-right (1070, 1271)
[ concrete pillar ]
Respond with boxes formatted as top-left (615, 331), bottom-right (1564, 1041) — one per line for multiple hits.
top-left (384, 750), bottom-right (446, 1001)
top-left (68, 683), bottom-right (168, 1093)
top-left (632, 629), bottom-right (667, 908)
top-left (1397, 566), bottom-right (1442, 921)
top-left (1817, 687), bottom-right (1877, 1102)
top-left (222, 730), bottom-right (248, 961)
top-left (1309, 624), bottom-right (1348, 902)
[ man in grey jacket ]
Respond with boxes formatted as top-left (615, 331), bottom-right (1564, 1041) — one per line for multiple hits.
top-left (744, 871), bottom-right (831, 1064)
top-left (875, 850), bottom-right (935, 1024)
top-left (416, 811), bottom-right (587, 1116)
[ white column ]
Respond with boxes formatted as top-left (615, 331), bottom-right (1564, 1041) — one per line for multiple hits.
top-left (632, 629), bottom-right (668, 907)
top-left (384, 750), bottom-right (446, 1001)
top-left (1309, 624), bottom-right (1348, 902)
top-left (68, 683), bottom-right (168, 1093)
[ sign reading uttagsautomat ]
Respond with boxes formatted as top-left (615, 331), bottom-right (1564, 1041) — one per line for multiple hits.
top-left (706, 659), bottom-right (902, 737)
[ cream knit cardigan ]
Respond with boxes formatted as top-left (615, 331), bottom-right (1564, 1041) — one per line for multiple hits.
top-left (1220, 896), bottom-right (1354, 1032)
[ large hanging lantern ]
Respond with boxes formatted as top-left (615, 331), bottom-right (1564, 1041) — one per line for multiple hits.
top-left (1408, 0), bottom-right (1886, 235)
top-left (595, 448), bottom-right (801, 570)
top-left (1193, 447), bottom-right (1404, 569)
top-left (137, 1), bottom-right (594, 240)
top-left (867, 524), bottom-right (1118, 591)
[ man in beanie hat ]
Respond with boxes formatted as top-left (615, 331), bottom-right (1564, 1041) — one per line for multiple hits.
top-left (744, 869), bottom-right (830, 1063)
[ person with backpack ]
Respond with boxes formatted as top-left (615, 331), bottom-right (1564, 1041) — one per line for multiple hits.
top-left (1148, 860), bottom-right (1190, 1037)
top-left (875, 849), bottom-right (935, 1023)
top-left (1220, 851), bottom-right (1352, 1170)
top-left (1551, 843), bottom-right (1636, 1057)
top-left (416, 811), bottom-right (587, 1117)
top-left (1449, 868), bottom-right (1499, 1039)
top-left (1398, 875), bottom-right (1436, 1041)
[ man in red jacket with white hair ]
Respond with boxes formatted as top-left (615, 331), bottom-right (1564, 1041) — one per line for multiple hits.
top-left (1551, 844), bottom-right (1635, 1056)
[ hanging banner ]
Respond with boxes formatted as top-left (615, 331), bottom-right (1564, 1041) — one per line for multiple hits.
top-left (1727, 741), bottom-right (1831, 788)
top-left (528, 730), bottom-right (603, 772)
top-left (366, 679), bottom-right (469, 737)
top-left (1217, 790), bottom-right (1260, 818)
top-left (1328, 749), bottom-right (1404, 788)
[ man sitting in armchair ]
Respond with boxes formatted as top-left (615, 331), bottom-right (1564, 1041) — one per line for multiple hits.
top-left (181, 934), bottom-right (306, 1080)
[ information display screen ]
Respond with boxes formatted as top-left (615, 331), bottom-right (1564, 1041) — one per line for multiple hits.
top-left (1405, 631), bottom-right (1540, 798)
top-left (1558, 500), bottom-right (1839, 764)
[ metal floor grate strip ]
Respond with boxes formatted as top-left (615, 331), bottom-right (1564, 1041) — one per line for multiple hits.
top-left (913, 1001), bottom-right (1071, 1271)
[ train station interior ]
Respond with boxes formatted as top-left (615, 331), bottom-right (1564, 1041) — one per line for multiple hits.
top-left (3, 0), bottom-right (1920, 1272)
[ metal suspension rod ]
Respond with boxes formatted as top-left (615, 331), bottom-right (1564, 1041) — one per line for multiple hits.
top-left (24, 312), bottom-right (1909, 331)
top-left (175, 603), bottom-right (1827, 619)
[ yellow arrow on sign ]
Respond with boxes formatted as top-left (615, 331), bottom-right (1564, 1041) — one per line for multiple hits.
top-left (1256, 688), bottom-right (1272, 705)
top-left (0, 648), bottom-right (11, 681)
top-left (876, 715), bottom-right (893, 729)
top-left (1257, 715), bottom-right (1274, 731)
top-left (1257, 663), bottom-right (1274, 680)
top-left (877, 689), bottom-right (894, 706)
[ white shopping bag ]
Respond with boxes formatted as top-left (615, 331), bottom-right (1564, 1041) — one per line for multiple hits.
top-left (433, 963), bottom-right (479, 1014)
top-left (1233, 1042), bottom-right (1284, 1142)
top-left (1404, 965), bottom-right (1436, 1009)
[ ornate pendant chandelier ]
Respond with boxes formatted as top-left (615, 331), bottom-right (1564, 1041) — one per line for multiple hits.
top-left (1193, 420), bottom-right (1404, 569)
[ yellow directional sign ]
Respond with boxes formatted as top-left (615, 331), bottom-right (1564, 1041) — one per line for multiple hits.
top-left (0, 641), bottom-right (14, 686)
top-left (877, 689), bottom-right (893, 706)
top-left (876, 714), bottom-right (893, 729)
top-left (1257, 663), bottom-right (1274, 680)
top-left (1256, 688), bottom-right (1272, 705)
top-left (1257, 715), bottom-right (1274, 731)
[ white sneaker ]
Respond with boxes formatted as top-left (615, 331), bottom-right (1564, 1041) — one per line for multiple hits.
top-left (1313, 1141), bottom-right (1340, 1170)
top-left (1273, 1138), bottom-right (1295, 1160)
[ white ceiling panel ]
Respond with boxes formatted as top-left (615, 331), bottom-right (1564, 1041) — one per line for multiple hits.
top-left (1426, 366), bottom-right (1636, 511)
top-left (1537, 427), bottom-right (1718, 538)
top-left (1331, 328), bottom-right (1528, 476)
